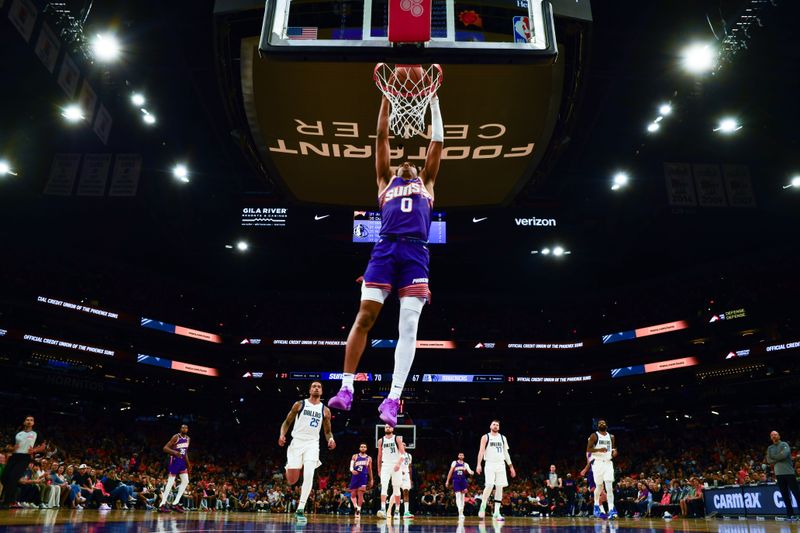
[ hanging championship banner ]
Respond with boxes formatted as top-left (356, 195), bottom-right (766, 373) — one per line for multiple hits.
top-left (93, 104), bottom-right (113, 145)
top-left (57, 54), bottom-right (80, 98)
top-left (722, 164), bottom-right (756, 208)
top-left (693, 163), bottom-right (727, 207)
top-left (109, 154), bottom-right (142, 196)
top-left (8, 0), bottom-right (38, 42)
top-left (44, 153), bottom-right (81, 196)
top-left (77, 153), bottom-right (112, 196)
top-left (34, 23), bottom-right (60, 73)
top-left (664, 162), bottom-right (697, 207)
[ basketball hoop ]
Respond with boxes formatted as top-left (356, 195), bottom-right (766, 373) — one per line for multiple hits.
top-left (373, 63), bottom-right (443, 139)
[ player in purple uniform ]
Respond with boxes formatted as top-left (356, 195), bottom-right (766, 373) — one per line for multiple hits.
top-left (158, 424), bottom-right (191, 513)
top-left (446, 452), bottom-right (474, 520)
top-left (349, 443), bottom-right (373, 518)
top-left (329, 86), bottom-right (445, 427)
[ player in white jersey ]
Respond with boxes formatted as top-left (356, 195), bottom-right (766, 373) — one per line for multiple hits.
top-left (586, 419), bottom-right (617, 520)
top-left (476, 420), bottom-right (515, 521)
top-left (392, 450), bottom-right (414, 519)
top-left (278, 381), bottom-right (336, 519)
top-left (445, 452), bottom-right (474, 520)
top-left (376, 425), bottom-right (405, 519)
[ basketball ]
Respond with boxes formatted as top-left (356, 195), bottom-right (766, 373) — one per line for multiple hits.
top-left (392, 64), bottom-right (427, 92)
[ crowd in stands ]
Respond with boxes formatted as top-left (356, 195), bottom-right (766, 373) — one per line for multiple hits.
top-left (1, 415), bottom-right (798, 518)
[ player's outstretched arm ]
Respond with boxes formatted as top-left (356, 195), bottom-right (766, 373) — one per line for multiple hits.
top-left (278, 401), bottom-right (301, 446)
top-left (368, 456), bottom-right (374, 487)
top-left (375, 96), bottom-right (392, 192)
top-left (611, 434), bottom-right (617, 458)
top-left (421, 95), bottom-right (443, 192)
top-left (377, 438), bottom-right (383, 466)
top-left (323, 406), bottom-right (336, 449)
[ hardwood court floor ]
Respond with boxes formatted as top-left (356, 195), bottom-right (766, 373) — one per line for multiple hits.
top-left (0, 511), bottom-right (796, 532)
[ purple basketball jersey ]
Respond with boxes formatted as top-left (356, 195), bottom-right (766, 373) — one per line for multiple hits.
top-left (453, 460), bottom-right (468, 492)
top-left (168, 435), bottom-right (189, 475)
top-left (349, 454), bottom-right (370, 489)
top-left (379, 176), bottom-right (433, 241)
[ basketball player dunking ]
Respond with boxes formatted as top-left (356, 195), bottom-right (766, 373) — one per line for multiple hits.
top-left (328, 87), bottom-right (445, 427)
top-left (158, 424), bottom-right (191, 513)
top-left (586, 419), bottom-right (617, 520)
top-left (279, 381), bottom-right (336, 519)
top-left (349, 443), bottom-right (373, 518)
top-left (446, 452), bottom-right (474, 520)
top-left (476, 420), bottom-right (515, 521)
top-left (376, 424), bottom-right (405, 519)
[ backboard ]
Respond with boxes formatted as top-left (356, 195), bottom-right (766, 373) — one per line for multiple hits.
top-left (260, 0), bottom-right (557, 62)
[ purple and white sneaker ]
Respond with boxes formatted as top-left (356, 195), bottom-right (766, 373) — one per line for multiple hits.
top-left (378, 398), bottom-right (400, 427)
top-left (328, 388), bottom-right (353, 411)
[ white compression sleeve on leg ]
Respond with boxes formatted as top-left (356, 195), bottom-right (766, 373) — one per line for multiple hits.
top-left (160, 475), bottom-right (175, 506)
top-left (173, 473), bottom-right (189, 505)
top-left (388, 297), bottom-right (425, 400)
top-left (455, 492), bottom-right (464, 513)
top-left (604, 480), bottom-right (615, 510)
top-left (299, 462), bottom-right (316, 508)
top-left (430, 97), bottom-right (443, 142)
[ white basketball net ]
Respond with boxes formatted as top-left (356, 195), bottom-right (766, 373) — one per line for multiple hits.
top-left (373, 63), bottom-right (443, 139)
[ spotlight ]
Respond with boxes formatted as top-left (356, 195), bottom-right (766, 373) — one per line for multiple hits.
top-left (647, 122), bottom-right (660, 133)
top-left (659, 104), bottom-right (672, 116)
top-left (131, 93), bottom-right (146, 106)
top-left (142, 112), bottom-right (156, 125)
top-left (784, 176), bottom-right (800, 189)
top-left (541, 248), bottom-right (551, 256)
top-left (91, 33), bottom-right (121, 62)
top-left (61, 104), bottom-right (85, 122)
top-left (682, 43), bottom-right (716, 74)
top-left (236, 241), bottom-right (249, 252)
top-left (612, 172), bottom-right (629, 190)
top-left (714, 117), bottom-right (742, 134)
top-left (0, 160), bottom-right (17, 176)
top-left (553, 246), bottom-right (565, 257)
top-left (172, 164), bottom-right (189, 183)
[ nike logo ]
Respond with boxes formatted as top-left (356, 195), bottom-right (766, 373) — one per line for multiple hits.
top-left (472, 217), bottom-right (488, 223)
top-left (314, 215), bottom-right (330, 221)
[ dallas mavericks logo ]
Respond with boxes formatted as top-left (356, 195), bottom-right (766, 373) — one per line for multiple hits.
top-left (354, 224), bottom-right (369, 238)
top-left (400, 0), bottom-right (424, 17)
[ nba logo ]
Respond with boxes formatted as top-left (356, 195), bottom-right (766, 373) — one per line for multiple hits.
top-left (512, 16), bottom-right (531, 43)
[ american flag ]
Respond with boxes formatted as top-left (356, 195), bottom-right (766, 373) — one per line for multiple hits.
top-left (286, 27), bottom-right (318, 40)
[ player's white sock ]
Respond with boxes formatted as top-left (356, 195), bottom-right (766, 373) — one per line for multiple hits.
top-left (604, 481), bottom-right (615, 510)
top-left (173, 473), bottom-right (189, 505)
top-left (404, 501), bottom-right (409, 514)
top-left (381, 499), bottom-right (387, 512)
top-left (299, 462), bottom-right (316, 508)
top-left (494, 486), bottom-right (503, 514)
top-left (160, 476), bottom-right (176, 507)
top-left (342, 373), bottom-right (355, 391)
top-left (388, 297), bottom-right (424, 400)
